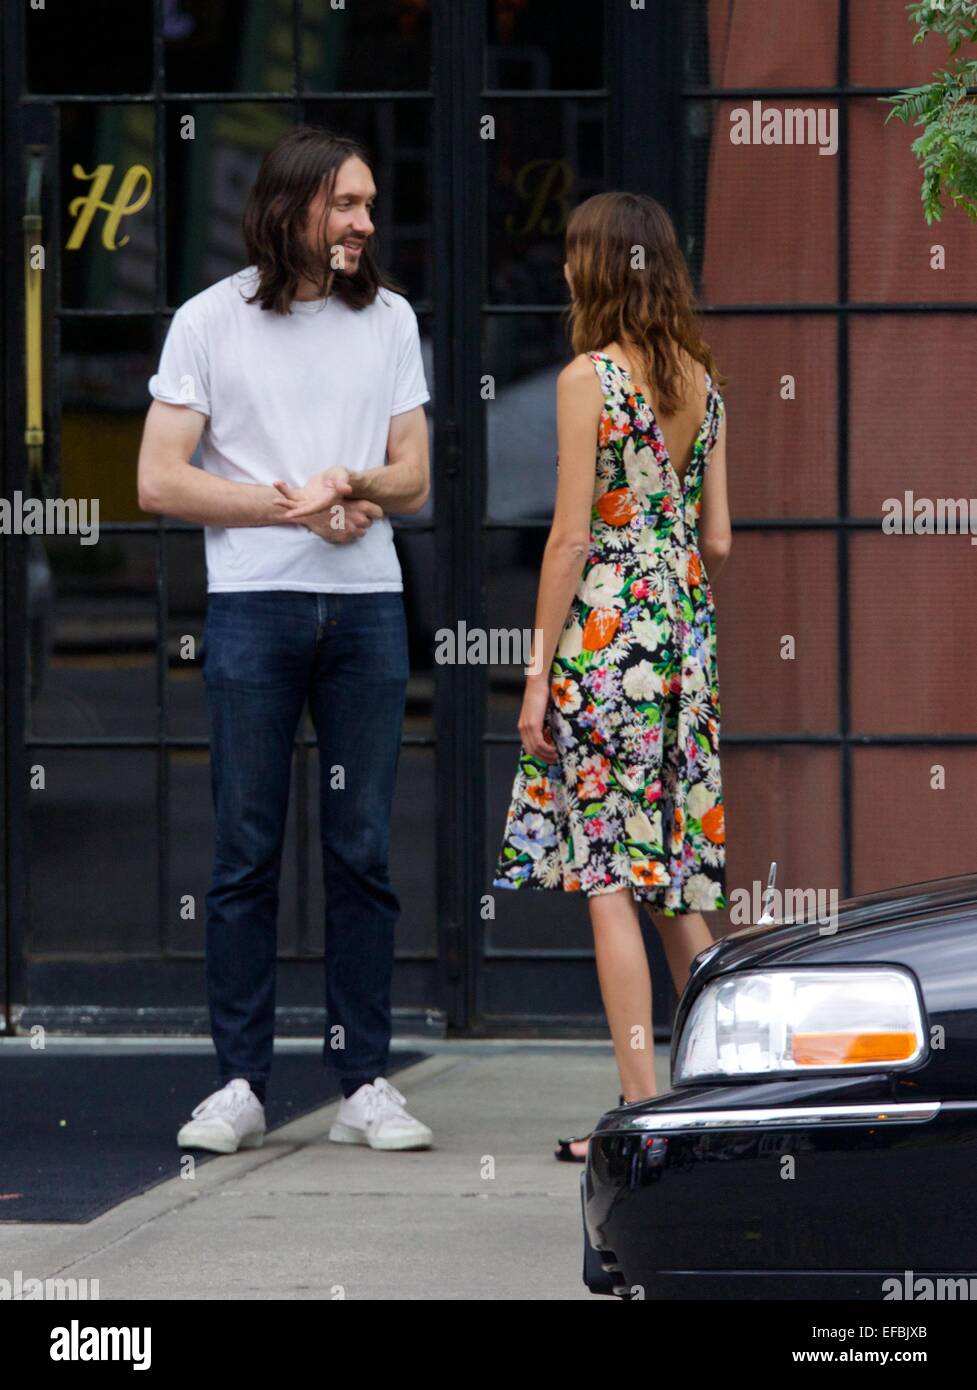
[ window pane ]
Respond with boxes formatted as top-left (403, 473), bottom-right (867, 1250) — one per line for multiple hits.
top-left (484, 0), bottom-right (604, 90)
top-left (28, 751), bottom-right (158, 952)
top-left (701, 314), bottom-right (837, 518)
top-left (397, 526), bottom-right (436, 739)
top-left (166, 749), bottom-right (213, 953)
top-left (165, 0), bottom-right (296, 94)
top-left (714, 745), bottom-right (842, 930)
top-left (853, 748), bottom-right (977, 894)
top-left (485, 99), bottom-right (605, 305)
top-left (850, 0), bottom-right (977, 89)
top-left (484, 312), bottom-right (566, 522)
top-left (849, 100), bottom-right (977, 302)
top-left (485, 528), bottom-right (545, 738)
top-left (851, 533), bottom-right (977, 737)
top-left (29, 534), bottom-right (158, 741)
top-left (302, 0), bottom-right (431, 92)
top-left (27, 0), bottom-right (152, 95)
top-left (59, 317), bottom-right (157, 522)
top-left (681, 0), bottom-right (838, 90)
top-left (166, 531), bottom-right (209, 740)
top-left (165, 102), bottom-right (294, 305)
top-left (849, 315), bottom-right (977, 513)
top-left (688, 100), bottom-right (838, 305)
top-left (717, 532), bottom-right (839, 736)
top-left (60, 105), bottom-right (156, 310)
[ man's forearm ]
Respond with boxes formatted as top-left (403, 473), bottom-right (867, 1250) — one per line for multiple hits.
top-left (347, 460), bottom-right (427, 514)
top-left (140, 462), bottom-right (295, 528)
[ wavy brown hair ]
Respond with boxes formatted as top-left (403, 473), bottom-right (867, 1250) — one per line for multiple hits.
top-left (242, 125), bottom-right (405, 315)
top-left (564, 192), bottom-right (726, 414)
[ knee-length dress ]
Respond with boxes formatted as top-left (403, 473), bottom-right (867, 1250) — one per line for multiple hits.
top-left (492, 351), bottom-right (727, 915)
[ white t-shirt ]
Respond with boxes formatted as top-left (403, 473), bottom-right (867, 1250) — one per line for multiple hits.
top-left (147, 266), bottom-right (430, 592)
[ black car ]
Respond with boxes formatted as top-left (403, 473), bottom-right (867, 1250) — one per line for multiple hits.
top-left (582, 871), bottom-right (977, 1299)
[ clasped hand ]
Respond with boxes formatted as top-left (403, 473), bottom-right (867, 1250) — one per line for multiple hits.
top-left (271, 466), bottom-right (383, 544)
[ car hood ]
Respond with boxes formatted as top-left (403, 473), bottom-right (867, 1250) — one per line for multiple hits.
top-left (689, 870), bottom-right (977, 982)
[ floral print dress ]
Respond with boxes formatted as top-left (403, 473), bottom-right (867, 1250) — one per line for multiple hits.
top-left (492, 351), bottom-right (727, 915)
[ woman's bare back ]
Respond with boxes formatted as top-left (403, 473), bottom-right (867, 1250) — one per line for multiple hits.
top-left (599, 340), bottom-right (709, 484)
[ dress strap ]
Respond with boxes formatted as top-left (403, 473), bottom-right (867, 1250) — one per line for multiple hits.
top-left (587, 351), bottom-right (619, 401)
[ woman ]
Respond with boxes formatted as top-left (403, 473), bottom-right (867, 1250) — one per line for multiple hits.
top-left (492, 192), bottom-right (731, 1160)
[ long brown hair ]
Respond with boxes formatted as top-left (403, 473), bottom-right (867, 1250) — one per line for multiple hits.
top-left (242, 124), bottom-right (405, 315)
top-left (564, 192), bottom-right (725, 414)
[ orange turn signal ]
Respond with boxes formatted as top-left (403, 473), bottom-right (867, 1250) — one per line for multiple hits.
top-left (792, 1031), bottom-right (918, 1065)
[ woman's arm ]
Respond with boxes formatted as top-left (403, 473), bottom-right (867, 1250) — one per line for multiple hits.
top-left (698, 408), bottom-right (732, 582)
top-left (518, 355), bottom-right (603, 762)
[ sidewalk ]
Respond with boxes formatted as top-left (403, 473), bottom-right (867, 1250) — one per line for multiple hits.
top-left (0, 1040), bottom-right (672, 1301)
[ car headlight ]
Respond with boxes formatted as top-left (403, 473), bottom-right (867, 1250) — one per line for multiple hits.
top-left (673, 968), bottom-right (926, 1082)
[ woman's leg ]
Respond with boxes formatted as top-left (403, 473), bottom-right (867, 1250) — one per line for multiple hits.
top-left (590, 889), bottom-right (658, 1102)
top-left (564, 888), bottom-right (657, 1158)
top-left (563, 897), bottom-right (714, 1158)
top-left (643, 907), bottom-right (714, 995)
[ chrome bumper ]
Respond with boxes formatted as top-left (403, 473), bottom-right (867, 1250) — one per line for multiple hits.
top-left (607, 1101), bottom-right (941, 1131)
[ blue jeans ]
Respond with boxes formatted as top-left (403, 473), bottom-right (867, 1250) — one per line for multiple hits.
top-left (201, 590), bottom-right (409, 1094)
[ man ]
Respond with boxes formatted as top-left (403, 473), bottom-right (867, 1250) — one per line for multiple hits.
top-left (138, 125), bottom-right (432, 1153)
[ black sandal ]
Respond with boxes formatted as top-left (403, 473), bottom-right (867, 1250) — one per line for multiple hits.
top-left (554, 1096), bottom-right (624, 1162)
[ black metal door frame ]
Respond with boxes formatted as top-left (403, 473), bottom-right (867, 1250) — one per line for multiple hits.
top-left (0, 0), bottom-right (680, 1038)
top-left (2, 2), bottom-right (42, 1038)
top-left (0, 0), bottom-right (463, 1036)
top-left (0, 0), bottom-right (9, 1039)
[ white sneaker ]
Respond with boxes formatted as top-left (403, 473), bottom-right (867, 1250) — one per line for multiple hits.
top-left (329, 1077), bottom-right (433, 1151)
top-left (176, 1078), bottom-right (266, 1154)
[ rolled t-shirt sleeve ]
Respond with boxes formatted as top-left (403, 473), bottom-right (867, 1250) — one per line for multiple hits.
top-left (148, 307), bottom-right (211, 416)
top-left (390, 302), bottom-right (430, 417)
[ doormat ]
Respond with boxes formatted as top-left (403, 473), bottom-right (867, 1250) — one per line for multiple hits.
top-left (0, 1049), bottom-right (428, 1224)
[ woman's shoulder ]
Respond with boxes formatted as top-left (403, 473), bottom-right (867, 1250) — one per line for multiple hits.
top-left (557, 352), bottom-right (606, 396)
top-left (561, 350), bottom-right (602, 379)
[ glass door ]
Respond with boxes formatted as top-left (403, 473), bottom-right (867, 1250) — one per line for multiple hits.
top-left (2, 0), bottom-right (453, 1036)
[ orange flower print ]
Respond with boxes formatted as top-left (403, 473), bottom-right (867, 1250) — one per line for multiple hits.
top-left (577, 754), bottom-right (610, 800)
top-left (632, 861), bottom-right (669, 887)
top-left (551, 677), bottom-right (581, 712)
top-left (526, 780), bottom-right (553, 810)
top-left (701, 804), bottom-right (725, 844)
top-left (688, 550), bottom-right (702, 586)
top-left (596, 488), bottom-right (640, 526)
top-left (582, 607), bottom-right (620, 651)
